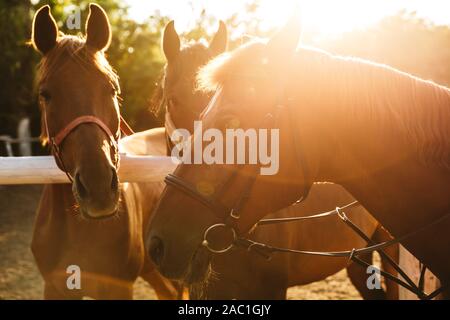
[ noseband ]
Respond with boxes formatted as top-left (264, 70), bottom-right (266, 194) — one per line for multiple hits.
top-left (43, 110), bottom-right (134, 182)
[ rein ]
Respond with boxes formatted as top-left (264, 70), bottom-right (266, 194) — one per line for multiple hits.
top-left (239, 202), bottom-right (450, 300)
top-left (256, 200), bottom-right (360, 226)
top-left (43, 109), bottom-right (134, 182)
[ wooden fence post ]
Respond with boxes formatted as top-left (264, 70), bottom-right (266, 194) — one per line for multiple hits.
top-left (398, 245), bottom-right (441, 299)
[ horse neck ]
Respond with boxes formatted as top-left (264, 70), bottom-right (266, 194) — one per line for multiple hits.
top-left (289, 50), bottom-right (450, 282)
top-left (291, 48), bottom-right (450, 231)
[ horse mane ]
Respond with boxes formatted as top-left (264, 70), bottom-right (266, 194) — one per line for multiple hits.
top-left (35, 34), bottom-right (120, 144)
top-left (197, 41), bottom-right (450, 169)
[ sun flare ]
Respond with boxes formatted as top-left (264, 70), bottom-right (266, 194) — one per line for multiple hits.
top-left (126, 0), bottom-right (450, 37)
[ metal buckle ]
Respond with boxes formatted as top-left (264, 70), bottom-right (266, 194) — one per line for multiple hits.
top-left (202, 223), bottom-right (237, 254)
top-left (336, 206), bottom-right (348, 221)
top-left (230, 208), bottom-right (240, 219)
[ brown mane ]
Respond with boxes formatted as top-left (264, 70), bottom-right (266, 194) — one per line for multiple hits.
top-left (35, 34), bottom-right (120, 144)
top-left (197, 41), bottom-right (265, 92)
top-left (197, 41), bottom-right (450, 169)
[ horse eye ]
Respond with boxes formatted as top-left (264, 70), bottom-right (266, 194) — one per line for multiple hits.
top-left (39, 90), bottom-right (51, 102)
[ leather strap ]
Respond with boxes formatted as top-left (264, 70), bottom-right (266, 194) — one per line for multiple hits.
top-left (53, 115), bottom-right (118, 147)
top-left (119, 115), bottom-right (134, 136)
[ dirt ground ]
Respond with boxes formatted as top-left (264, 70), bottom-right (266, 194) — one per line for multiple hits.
top-left (0, 185), bottom-right (361, 300)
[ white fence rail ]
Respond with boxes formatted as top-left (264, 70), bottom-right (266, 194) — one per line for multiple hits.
top-left (0, 117), bottom-right (39, 157)
top-left (0, 136), bottom-right (41, 157)
top-left (0, 155), bottom-right (178, 185)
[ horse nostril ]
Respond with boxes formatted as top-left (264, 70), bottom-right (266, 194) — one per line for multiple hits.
top-left (75, 172), bottom-right (88, 199)
top-left (148, 236), bottom-right (164, 266)
top-left (111, 169), bottom-right (118, 192)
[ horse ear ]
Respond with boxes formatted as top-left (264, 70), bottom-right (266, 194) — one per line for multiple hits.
top-left (209, 21), bottom-right (228, 57)
top-left (162, 20), bottom-right (180, 63)
top-left (85, 3), bottom-right (112, 52)
top-left (32, 5), bottom-right (58, 55)
top-left (267, 10), bottom-right (301, 57)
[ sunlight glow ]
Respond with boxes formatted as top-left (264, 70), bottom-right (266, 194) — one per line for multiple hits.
top-left (126, 0), bottom-right (450, 37)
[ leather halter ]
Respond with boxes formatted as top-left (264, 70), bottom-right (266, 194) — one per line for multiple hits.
top-left (43, 109), bottom-right (134, 182)
top-left (164, 87), bottom-right (313, 249)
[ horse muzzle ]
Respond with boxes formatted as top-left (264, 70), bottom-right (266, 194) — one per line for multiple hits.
top-left (73, 167), bottom-right (120, 219)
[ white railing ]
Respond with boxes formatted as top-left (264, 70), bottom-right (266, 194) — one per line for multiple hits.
top-left (1, 117), bottom-right (40, 156)
top-left (0, 155), bottom-right (178, 185)
top-left (0, 136), bottom-right (41, 156)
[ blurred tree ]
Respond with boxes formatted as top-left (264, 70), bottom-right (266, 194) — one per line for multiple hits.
top-left (183, 0), bottom-right (269, 48)
top-left (108, 13), bottom-right (170, 130)
top-left (0, 0), bottom-right (37, 153)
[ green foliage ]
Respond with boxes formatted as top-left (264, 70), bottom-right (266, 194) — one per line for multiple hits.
top-left (107, 13), bottom-right (170, 130)
top-left (0, 0), bottom-right (37, 135)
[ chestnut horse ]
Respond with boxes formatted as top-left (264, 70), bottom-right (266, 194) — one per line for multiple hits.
top-left (152, 21), bottom-right (397, 299)
top-left (31, 4), bottom-right (179, 299)
top-left (147, 15), bottom-right (450, 298)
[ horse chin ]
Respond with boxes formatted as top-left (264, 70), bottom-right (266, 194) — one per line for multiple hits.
top-left (183, 247), bottom-right (212, 285)
top-left (80, 208), bottom-right (119, 220)
top-left (81, 207), bottom-right (118, 220)
top-left (77, 200), bottom-right (119, 220)
top-left (72, 190), bottom-right (120, 220)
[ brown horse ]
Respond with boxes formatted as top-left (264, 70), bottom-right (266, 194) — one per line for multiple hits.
top-left (146, 15), bottom-right (450, 298)
top-left (31, 4), bottom-right (179, 299)
top-left (153, 21), bottom-right (398, 299)
top-left (157, 20), bottom-right (228, 138)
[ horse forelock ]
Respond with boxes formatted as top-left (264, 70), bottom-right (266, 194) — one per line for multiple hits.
top-left (196, 40), bottom-right (450, 169)
top-left (36, 34), bottom-right (120, 144)
top-left (196, 41), bottom-right (266, 92)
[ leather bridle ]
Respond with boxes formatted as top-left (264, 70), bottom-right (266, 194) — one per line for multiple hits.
top-left (43, 108), bottom-right (134, 182)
